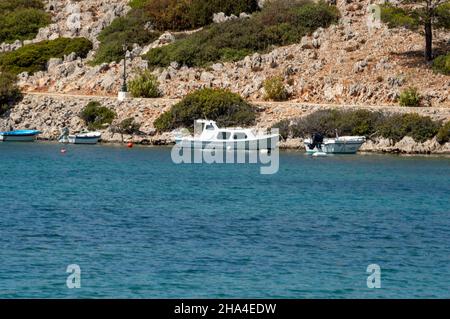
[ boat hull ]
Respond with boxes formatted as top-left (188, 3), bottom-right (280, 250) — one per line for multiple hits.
top-left (304, 137), bottom-right (365, 154)
top-left (321, 141), bottom-right (364, 154)
top-left (67, 136), bottom-right (100, 145)
top-left (177, 135), bottom-right (278, 150)
top-left (0, 130), bottom-right (40, 142)
top-left (0, 135), bottom-right (38, 142)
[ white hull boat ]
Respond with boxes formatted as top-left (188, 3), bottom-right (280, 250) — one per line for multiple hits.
top-left (304, 133), bottom-right (366, 154)
top-left (175, 120), bottom-right (279, 151)
top-left (0, 130), bottom-right (41, 142)
top-left (60, 132), bottom-right (101, 144)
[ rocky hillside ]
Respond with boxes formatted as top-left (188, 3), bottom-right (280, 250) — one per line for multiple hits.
top-left (0, 0), bottom-right (129, 52)
top-left (10, 0), bottom-right (450, 107)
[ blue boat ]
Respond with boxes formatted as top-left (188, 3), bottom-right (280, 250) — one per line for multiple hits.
top-left (0, 130), bottom-right (41, 142)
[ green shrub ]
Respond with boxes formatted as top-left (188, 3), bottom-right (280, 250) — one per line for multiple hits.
top-left (128, 70), bottom-right (161, 98)
top-left (145, 1), bottom-right (339, 67)
top-left (154, 110), bottom-right (174, 132)
top-left (187, 0), bottom-right (259, 29)
top-left (0, 0), bottom-right (50, 43)
top-left (93, 0), bottom-right (260, 65)
top-left (399, 87), bottom-right (421, 107)
top-left (129, 0), bottom-right (150, 8)
top-left (0, 0), bottom-right (45, 12)
top-left (264, 76), bottom-right (289, 101)
top-left (0, 72), bottom-right (22, 116)
top-left (118, 117), bottom-right (141, 135)
top-left (80, 101), bottom-right (116, 130)
top-left (380, 4), bottom-right (419, 30)
top-left (272, 119), bottom-right (291, 140)
top-left (436, 121), bottom-right (450, 144)
top-left (432, 53), bottom-right (450, 75)
top-left (0, 9), bottom-right (51, 43)
top-left (0, 37), bottom-right (93, 75)
top-left (92, 10), bottom-right (161, 65)
top-left (287, 109), bottom-right (440, 143)
top-left (435, 2), bottom-right (450, 29)
top-left (291, 109), bottom-right (384, 138)
top-left (154, 88), bottom-right (256, 131)
top-left (378, 113), bottom-right (440, 142)
top-left (137, 0), bottom-right (259, 31)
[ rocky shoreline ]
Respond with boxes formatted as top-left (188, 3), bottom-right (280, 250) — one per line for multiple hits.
top-left (279, 137), bottom-right (450, 154)
top-left (1, 93), bottom-right (449, 154)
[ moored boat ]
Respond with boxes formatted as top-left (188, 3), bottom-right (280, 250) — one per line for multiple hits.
top-left (304, 132), bottom-right (366, 154)
top-left (60, 132), bottom-right (102, 144)
top-left (175, 120), bottom-right (279, 151)
top-left (0, 130), bottom-right (41, 142)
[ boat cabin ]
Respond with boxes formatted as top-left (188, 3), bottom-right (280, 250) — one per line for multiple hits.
top-left (195, 120), bottom-right (253, 141)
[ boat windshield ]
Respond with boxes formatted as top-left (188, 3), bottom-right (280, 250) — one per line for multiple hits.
top-left (233, 133), bottom-right (247, 139)
top-left (217, 132), bottom-right (231, 140)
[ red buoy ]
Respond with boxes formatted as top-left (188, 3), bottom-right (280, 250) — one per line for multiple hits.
top-left (127, 142), bottom-right (134, 148)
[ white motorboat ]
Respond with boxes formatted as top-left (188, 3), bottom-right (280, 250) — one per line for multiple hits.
top-left (175, 120), bottom-right (279, 150)
top-left (304, 132), bottom-right (366, 154)
top-left (0, 130), bottom-right (41, 142)
top-left (59, 131), bottom-right (102, 144)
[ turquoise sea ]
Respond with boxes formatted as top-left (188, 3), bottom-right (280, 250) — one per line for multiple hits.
top-left (0, 142), bottom-right (449, 298)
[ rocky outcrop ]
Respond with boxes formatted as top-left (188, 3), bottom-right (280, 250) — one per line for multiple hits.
top-left (15, 0), bottom-right (450, 107)
top-left (37, 0), bottom-right (130, 46)
top-left (212, 12), bottom-right (251, 23)
top-left (359, 136), bottom-right (450, 154)
top-left (0, 0), bottom-right (130, 53)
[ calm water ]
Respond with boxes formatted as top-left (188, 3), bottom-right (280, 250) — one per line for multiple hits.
top-left (0, 142), bottom-right (449, 298)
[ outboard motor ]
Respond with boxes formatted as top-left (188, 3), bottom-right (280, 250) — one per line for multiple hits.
top-left (307, 132), bottom-right (324, 150)
top-left (58, 127), bottom-right (69, 143)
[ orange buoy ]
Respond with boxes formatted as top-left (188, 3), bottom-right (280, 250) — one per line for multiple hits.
top-left (127, 142), bottom-right (134, 148)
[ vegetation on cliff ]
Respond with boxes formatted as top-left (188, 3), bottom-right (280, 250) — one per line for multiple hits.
top-left (399, 87), bottom-right (421, 107)
top-left (145, 0), bottom-right (340, 67)
top-left (264, 76), bottom-right (290, 101)
top-left (93, 0), bottom-right (260, 64)
top-left (273, 109), bottom-right (444, 143)
top-left (0, 0), bottom-right (50, 44)
top-left (0, 38), bottom-right (93, 75)
top-left (92, 10), bottom-right (161, 65)
top-left (436, 121), bottom-right (450, 144)
top-left (432, 53), bottom-right (450, 75)
top-left (80, 101), bottom-right (116, 130)
top-left (380, 1), bottom-right (450, 61)
top-left (131, 0), bottom-right (259, 31)
top-left (0, 71), bottom-right (22, 116)
top-left (154, 88), bottom-right (256, 131)
top-left (128, 70), bottom-right (162, 98)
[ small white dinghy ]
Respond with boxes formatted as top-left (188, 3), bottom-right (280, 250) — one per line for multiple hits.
top-left (59, 130), bottom-right (101, 145)
top-left (304, 132), bottom-right (366, 154)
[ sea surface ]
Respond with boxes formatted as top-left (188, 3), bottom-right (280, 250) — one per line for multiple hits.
top-left (0, 142), bottom-right (449, 298)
